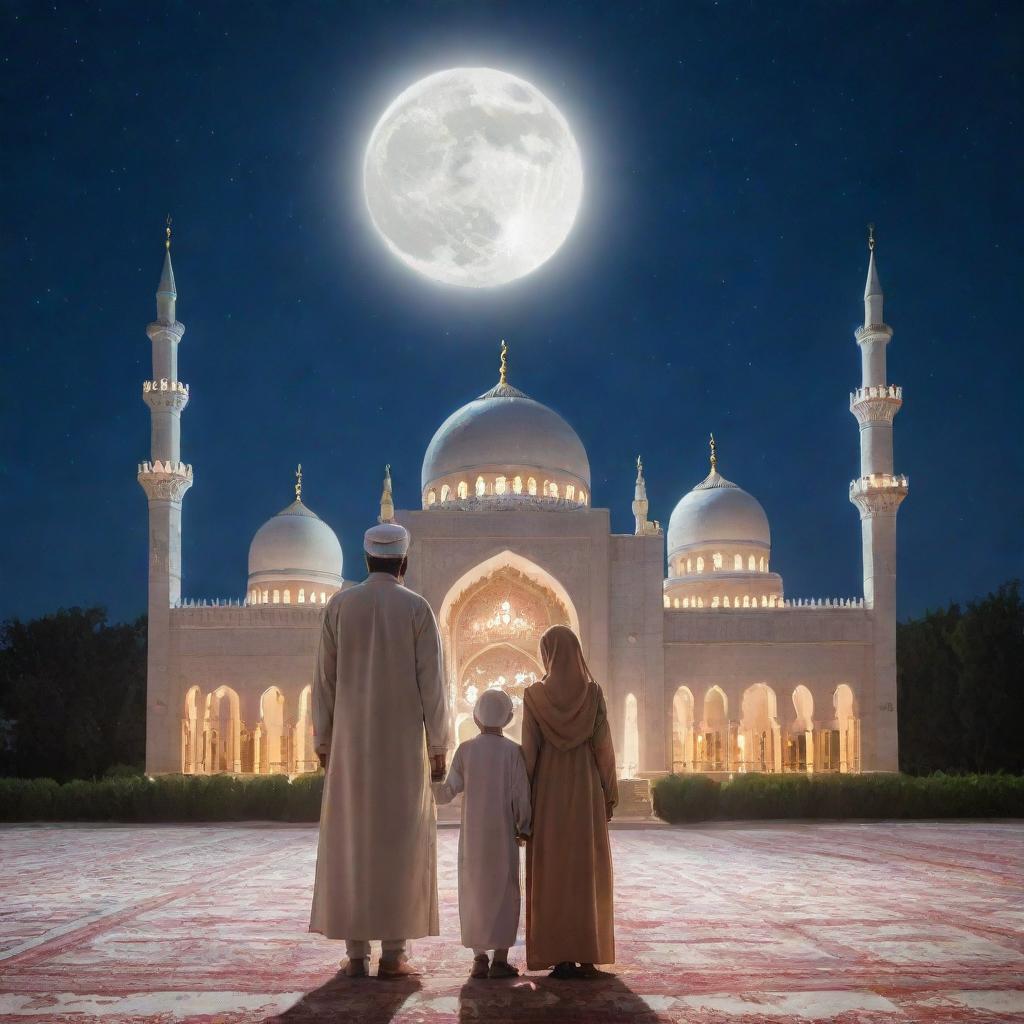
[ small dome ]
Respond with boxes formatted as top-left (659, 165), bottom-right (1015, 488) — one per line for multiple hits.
top-left (667, 468), bottom-right (770, 560)
top-left (247, 499), bottom-right (344, 589)
top-left (422, 381), bottom-right (590, 494)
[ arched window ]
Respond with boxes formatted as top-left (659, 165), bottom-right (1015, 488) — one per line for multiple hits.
top-left (308, 591), bottom-right (317, 605)
top-left (298, 588), bottom-right (305, 603)
top-left (320, 592), bottom-right (326, 604)
top-left (440, 484), bottom-right (451, 502)
top-left (734, 553), bottom-right (743, 570)
top-left (761, 595), bottom-right (768, 607)
top-left (272, 589), bottom-right (280, 604)
top-left (713, 552), bottom-right (723, 570)
top-left (663, 595), bottom-right (670, 608)
top-left (427, 490), bottom-right (436, 506)
top-left (261, 590), bottom-right (269, 604)
top-left (696, 556), bottom-right (704, 573)
top-left (759, 557), bottom-right (766, 572)
top-left (550, 482), bottom-right (559, 499)
top-left (528, 477), bottom-right (537, 496)
top-left (748, 555), bottom-right (756, 571)
top-left (724, 596), bottom-right (730, 607)
top-left (697, 597), bottom-right (704, 608)
top-left (566, 484), bottom-right (575, 500)
top-left (673, 597), bottom-right (680, 608)
top-left (712, 595), bottom-right (720, 607)
top-left (458, 480), bottom-right (469, 500)
top-left (683, 597), bottom-right (689, 608)
top-left (580, 489), bottom-right (587, 505)
top-left (687, 558), bottom-right (692, 574)
top-left (475, 476), bottom-right (486, 497)
top-left (513, 476), bottom-right (523, 494)
top-left (283, 589), bottom-right (291, 604)
top-left (495, 476), bottom-right (507, 495)
top-left (743, 595), bottom-right (750, 608)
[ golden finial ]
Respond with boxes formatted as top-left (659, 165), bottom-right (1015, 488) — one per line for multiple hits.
top-left (499, 339), bottom-right (508, 385)
top-left (709, 433), bottom-right (718, 472)
top-left (165, 214), bottom-right (172, 251)
top-left (295, 463), bottom-right (302, 501)
top-left (867, 222), bottom-right (875, 252)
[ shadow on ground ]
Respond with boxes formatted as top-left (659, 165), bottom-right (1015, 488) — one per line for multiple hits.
top-left (457, 974), bottom-right (662, 1023)
top-left (268, 973), bottom-right (421, 1024)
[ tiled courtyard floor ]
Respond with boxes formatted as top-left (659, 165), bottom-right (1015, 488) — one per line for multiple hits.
top-left (0, 822), bottom-right (1022, 1023)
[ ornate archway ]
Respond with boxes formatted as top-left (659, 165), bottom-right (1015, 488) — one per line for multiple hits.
top-left (441, 555), bottom-right (576, 746)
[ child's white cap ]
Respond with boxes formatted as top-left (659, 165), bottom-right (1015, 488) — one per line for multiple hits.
top-left (474, 688), bottom-right (514, 728)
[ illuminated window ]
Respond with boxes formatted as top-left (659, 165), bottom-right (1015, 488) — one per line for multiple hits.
top-left (696, 556), bottom-right (704, 573)
top-left (697, 597), bottom-right (704, 608)
top-left (320, 592), bottom-right (326, 604)
top-left (663, 595), bottom-right (670, 608)
top-left (273, 590), bottom-right (280, 604)
top-left (309, 591), bottom-right (317, 604)
top-left (760, 556), bottom-right (766, 572)
top-left (687, 558), bottom-right (692, 573)
top-left (761, 595), bottom-right (768, 607)
top-left (440, 484), bottom-right (451, 502)
top-left (261, 590), bottom-right (269, 604)
top-left (458, 480), bottom-right (469, 499)
top-left (298, 588), bottom-right (305, 603)
top-left (673, 597), bottom-right (680, 608)
top-left (724, 595), bottom-right (730, 607)
top-left (528, 477), bottom-right (537, 496)
top-left (712, 596), bottom-right (720, 607)
top-left (683, 597), bottom-right (690, 608)
top-left (566, 484), bottom-right (575, 500)
top-left (283, 589), bottom-right (291, 604)
top-left (513, 476), bottom-right (523, 494)
top-left (748, 555), bottom-right (756, 571)
top-left (495, 476), bottom-right (507, 495)
top-left (734, 554), bottom-right (743, 570)
top-left (580, 489), bottom-right (587, 505)
top-left (427, 490), bottom-right (436, 506)
top-left (743, 595), bottom-right (750, 607)
top-left (475, 476), bottom-right (486, 497)
top-left (713, 552), bottom-right (723, 570)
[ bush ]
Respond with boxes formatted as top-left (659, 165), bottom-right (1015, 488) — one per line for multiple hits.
top-left (652, 771), bottom-right (1024, 824)
top-left (0, 772), bottom-right (325, 823)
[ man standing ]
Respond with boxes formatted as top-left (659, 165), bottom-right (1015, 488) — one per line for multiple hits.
top-left (309, 522), bottom-right (449, 978)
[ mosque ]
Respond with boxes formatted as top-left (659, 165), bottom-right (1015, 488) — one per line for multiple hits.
top-left (139, 225), bottom-right (907, 784)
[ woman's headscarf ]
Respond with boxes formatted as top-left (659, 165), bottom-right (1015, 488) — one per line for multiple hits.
top-left (524, 624), bottom-right (599, 750)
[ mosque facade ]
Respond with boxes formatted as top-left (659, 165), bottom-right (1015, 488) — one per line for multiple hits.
top-left (139, 229), bottom-right (907, 782)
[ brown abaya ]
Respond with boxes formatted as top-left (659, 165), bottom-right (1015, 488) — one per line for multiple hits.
top-left (522, 624), bottom-right (618, 970)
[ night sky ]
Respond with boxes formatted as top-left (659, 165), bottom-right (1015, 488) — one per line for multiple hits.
top-left (3, 1), bottom-right (1022, 625)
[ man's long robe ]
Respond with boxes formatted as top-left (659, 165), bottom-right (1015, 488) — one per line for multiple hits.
top-left (309, 572), bottom-right (449, 941)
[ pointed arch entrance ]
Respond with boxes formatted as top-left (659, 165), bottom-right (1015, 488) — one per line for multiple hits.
top-left (439, 552), bottom-right (578, 746)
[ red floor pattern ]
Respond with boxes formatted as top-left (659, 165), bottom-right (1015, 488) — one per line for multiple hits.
top-left (0, 821), bottom-right (1022, 1023)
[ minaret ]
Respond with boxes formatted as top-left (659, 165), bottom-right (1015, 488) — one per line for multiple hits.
top-left (848, 226), bottom-right (907, 772)
top-left (379, 464), bottom-right (395, 523)
top-left (138, 219), bottom-right (193, 774)
top-left (632, 456), bottom-right (649, 534)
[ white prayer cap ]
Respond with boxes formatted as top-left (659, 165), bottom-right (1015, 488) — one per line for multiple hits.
top-left (474, 688), bottom-right (514, 729)
top-left (363, 522), bottom-right (410, 558)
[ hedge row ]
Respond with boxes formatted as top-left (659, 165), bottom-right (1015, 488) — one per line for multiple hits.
top-left (2, 771), bottom-right (1021, 824)
top-left (0, 773), bottom-right (324, 822)
top-left (652, 771), bottom-right (1024, 823)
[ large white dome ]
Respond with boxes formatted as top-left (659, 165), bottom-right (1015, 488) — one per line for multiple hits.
top-left (667, 469), bottom-right (770, 559)
top-left (421, 381), bottom-right (590, 493)
top-left (247, 499), bottom-right (344, 588)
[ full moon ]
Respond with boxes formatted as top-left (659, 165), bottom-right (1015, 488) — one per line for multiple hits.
top-left (363, 67), bottom-right (583, 288)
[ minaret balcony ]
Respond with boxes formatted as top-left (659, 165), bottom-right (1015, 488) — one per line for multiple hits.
top-left (143, 379), bottom-right (190, 412)
top-left (850, 385), bottom-right (902, 425)
top-left (855, 322), bottom-right (893, 344)
top-left (138, 460), bottom-right (194, 502)
top-left (849, 473), bottom-right (908, 516)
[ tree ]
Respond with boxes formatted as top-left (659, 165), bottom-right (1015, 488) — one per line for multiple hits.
top-left (898, 581), bottom-right (1023, 774)
top-left (0, 608), bottom-right (146, 781)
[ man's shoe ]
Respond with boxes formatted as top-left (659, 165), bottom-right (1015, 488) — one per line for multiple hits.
top-left (577, 963), bottom-right (614, 979)
top-left (378, 956), bottom-right (420, 979)
top-left (488, 960), bottom-right (519, 979)
top-left (470, 953), bottom-right (490, 979)
top-left (549, 961), bottom-right (581, 980)
top-left (340, 957), bottom-right (367, 978)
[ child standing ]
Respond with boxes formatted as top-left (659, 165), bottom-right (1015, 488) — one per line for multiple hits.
top-left (434, 688), bottom-right (532, 979)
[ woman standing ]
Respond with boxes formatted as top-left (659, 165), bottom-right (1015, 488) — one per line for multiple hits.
top-left (522, 624), bottom-right (618, 978)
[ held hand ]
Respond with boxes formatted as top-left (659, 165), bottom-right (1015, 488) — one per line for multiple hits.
top-left (606, 802), bottom-right (614, 822)
top-left (430, 753), bottom-right (446, 782)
